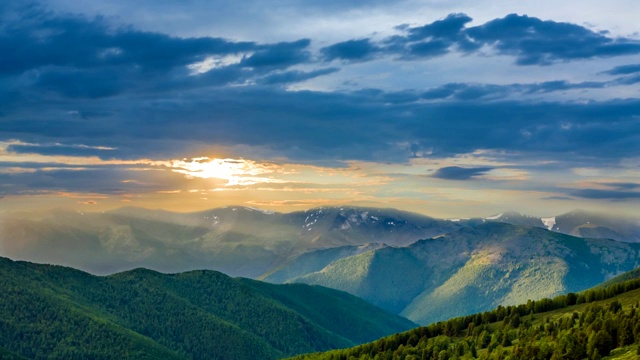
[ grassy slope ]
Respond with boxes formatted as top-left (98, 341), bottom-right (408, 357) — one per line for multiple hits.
top-left (290, 277), bottom-right (640, 360)
top-left (598, 266), bottom-right (640, 288)
top-left (0, 257), bottom-right (414, 360)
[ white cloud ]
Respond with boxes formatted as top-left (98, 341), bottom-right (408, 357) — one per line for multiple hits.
top-left (187, 53), bottom-right (249, 75)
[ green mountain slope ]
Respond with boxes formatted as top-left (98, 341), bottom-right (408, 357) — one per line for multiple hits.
top-left (283, 223), bottom-right (640, 324)
top-left (260, 243), bottom-right (386, 283)
top-left (597, 266), bottom-right (640, 288)
top-left (0, 257), bottom-right (415, 360)
top-left (291, 278), bottom-right (640, 360)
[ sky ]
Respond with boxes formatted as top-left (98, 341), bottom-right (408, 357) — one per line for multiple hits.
top-left (0, 0), bottom-right (639, 218)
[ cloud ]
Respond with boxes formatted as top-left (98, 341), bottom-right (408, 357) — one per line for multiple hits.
top-left (599, 182), bottom-right (640, 190)
top-left (571, 189), bottom-right (640, 200)
top-left (2, 85), bottom-right (639, 166)
top-left (603, 64), bottom-right (640, 75)
top-left (464, 14), bottom-right (640, 65)
top-left (0, 7), bottom-right (256, 76)
top-left (328, 13), bottom-right (640, 65)
top-left (0, 5), bottom-right (329, 100)
top-left (0, 163), bottom-right (192, 197)
top-left (1, 5), bottom-right (639, 210)
top-left (421, 83), bottom-right (466, 100)
top-left (406, 13), bottom-right (473, 42)
top-left (541, 196), bottom-right (574, 201)
top-left (7, 143), bottom-right (116, 158)
top-left (418, 79), bottom-right (610, 101)
top-left (240, 39), bottom-right (311, 68)
top-left (382, 91), bottom-right (421, 104)
top-left (321, 39), bottom-right (379, 62)
top-left (32, 67), bottom-right (129, 99)
top-left (258, 67), bottom-right (340, 85)
top-left (431, 166), bottom-right (493, 180)
top-left (384, 13), bottom-right (476, 59)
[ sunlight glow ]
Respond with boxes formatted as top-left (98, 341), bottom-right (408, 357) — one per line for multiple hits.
top-left (168, 157), bottom-right (287, 186)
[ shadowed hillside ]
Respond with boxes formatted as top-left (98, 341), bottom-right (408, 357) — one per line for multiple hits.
top-left (0, 257), bottom-right (415, 360)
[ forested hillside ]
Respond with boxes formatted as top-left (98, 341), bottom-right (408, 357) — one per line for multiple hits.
top-left (0, 257), bottom-right (415, 360)
top-left (291, 276), bottom-right (640, 359)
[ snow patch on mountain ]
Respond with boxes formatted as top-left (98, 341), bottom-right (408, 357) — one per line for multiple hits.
top-left (485, 213), bottom-right (503, 220)
top-left (541, 217), bottom-right (556, 231)
top-left (242, 206), bottom-right (275, 214)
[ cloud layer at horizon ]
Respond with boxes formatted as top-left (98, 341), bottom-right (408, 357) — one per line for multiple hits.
top-left (0, 1), bottom-right (639, 217)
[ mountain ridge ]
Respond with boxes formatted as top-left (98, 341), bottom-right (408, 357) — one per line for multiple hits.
top-left (0, 205), bottom-right (462, 276)
top-left (278, 222), bottom-right (640, 324)
top-left (0, 256), bottom-right (416, 360)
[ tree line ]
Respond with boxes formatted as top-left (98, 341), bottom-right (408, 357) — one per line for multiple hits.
top-left (292, 277), bottom-right (640, 359)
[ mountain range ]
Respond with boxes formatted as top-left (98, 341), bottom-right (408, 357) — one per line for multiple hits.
top-left (0, 256), bottom-right (415, 359)
top-left (464, 209), bottom-right (640, 243)
top-left (1, 206), bottom-right (637, 278)
top-left (0, 206), bottom-right (461, 276)
top-left (2, 205), bottom-right (639, 327)
top-left (271, 222), bottom-right (640, 324)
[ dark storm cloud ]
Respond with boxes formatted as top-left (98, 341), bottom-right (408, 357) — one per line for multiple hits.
top-left (32, 67), bottom-right (129, 99)
top-left (431, 166), bottom-right (493, 180)
top-left (421, 83), bottom-right (466, 100)
top-left (2, 85), bottom-right (639, 165)
top-left (524, 80), bottom-right (608, 93)
top-left (464, 14), bottom-right (640, 65)
top-left (382, 91), bottom-right (421, 104)
top-left (384, 13), bottom-right (477, 59)
top-left (406, 13), bottom-right (473, 42)
top-left (240, 39), bottom-right (311, 68)
top-left (327, 13), bottom-right (640, 65)
top-left (0, 6), bottom-right (255, 76)
top-left (571, 189), bottom-right (640, 200)
top-left (4, 5), bottom-right (639, 106)
top-left (1, 5), bottom-right (639, 189)
top-left (599, 182), bottom-right (640, 190)
top-left (0, 164), bottom-right (190, 196)
top-left (0, 168), bottom-right (131, 195)
top-left (541, 196), bottom-right (574, 201)
top-left (321, 39), bottom-right (379, 62)
top-left (259, 67), bottom-right (339, 85)
top-left (603, 64), bottom-right (640, 75)
top-left (419, 79), bottom-right (611, 101)
top-left (0, 4), bottom-right (321, 100)
top-left (0, 161), bottom-right (112, 170)
top-left (6, 144), bottom-right (116, 158)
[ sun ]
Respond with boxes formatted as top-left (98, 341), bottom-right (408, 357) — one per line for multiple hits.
top-left (168, 157), bottom-right (280, 186)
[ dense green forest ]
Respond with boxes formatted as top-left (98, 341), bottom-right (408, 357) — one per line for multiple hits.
top-left (291, 276), bottom-right (640, 359)
top-left (0, 257), bottom-right (414, 360)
